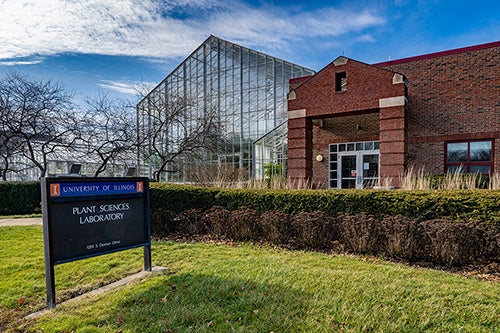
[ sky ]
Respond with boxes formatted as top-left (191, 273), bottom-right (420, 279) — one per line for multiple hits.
top-left (0, 0), bottom-right (498, 106)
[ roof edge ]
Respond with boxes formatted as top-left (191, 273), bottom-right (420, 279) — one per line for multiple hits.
top-left (373, 40), bottom-right (500, 67)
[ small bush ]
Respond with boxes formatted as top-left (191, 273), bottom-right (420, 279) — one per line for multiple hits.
top-left (379, 215), bottom-right (428, 261)
top-left (421, 219), bottom-right (486, 266)
top-left (337, 213), bottom-right (385, 254)
top-left (290, 211), bottom-right (337, 249)
top-left (176, 208), bottom-right (206, 235)
top-left (260, 211), bottom-right (292, 245)
top-left (227, 207), bottom-right (261, 241)
top-left (203, 206), bottom-right (232, 238)
top-left (482, 225), bottom-right (500, 261)
top-left (150, 209), bottom-right (176, 238)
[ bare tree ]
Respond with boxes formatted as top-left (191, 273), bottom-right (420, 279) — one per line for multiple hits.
top-left (82, 94), bottom-right (137, 177)
top-left (0, 71), bottom-right (79, 178)
top-left (138, 90), bottom-right (220, 182)
top-left (0, 130), bottom-right (22, 180)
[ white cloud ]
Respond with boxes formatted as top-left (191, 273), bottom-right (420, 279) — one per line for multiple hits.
top-left (357, 34), bottom-right (376, 42)
top-left (0, 59), bottom-right (43, 66)
top-left (0, 0), bottom-right (385, 61)
top-left (98, 79), bottom-right (156, 96)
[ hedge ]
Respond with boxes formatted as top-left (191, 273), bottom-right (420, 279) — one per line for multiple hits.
top-left (1, 182), bottom-right (499, 224)
top-left (0, 182), bottom-right (41, 215)
top-left (150, 184), bottom-right (500, 224)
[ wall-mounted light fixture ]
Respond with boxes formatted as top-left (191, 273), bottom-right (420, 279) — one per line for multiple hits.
top-left (312, 119), bottom-right (324, 127)
top-left (316, 155), bottom-right (324, 162)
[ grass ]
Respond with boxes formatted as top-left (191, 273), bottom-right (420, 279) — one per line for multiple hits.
top-left (399, 167), bottom-right (499, 190)
top-left (1, 226), bottom-right (499, 332)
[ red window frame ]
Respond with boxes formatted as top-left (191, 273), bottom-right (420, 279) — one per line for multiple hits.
top-left (445, 139), bottom-right (494, 175)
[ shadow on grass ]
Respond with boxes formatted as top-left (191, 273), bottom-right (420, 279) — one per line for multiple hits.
top-left (111, 272), bottom-right (312, 332)
top-left (31, 272), bottom-right (314, 332)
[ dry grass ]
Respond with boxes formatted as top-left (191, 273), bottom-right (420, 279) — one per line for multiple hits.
top-left (400, 166), bottom-right (498, 190)
top-left (489, 172), bottom-right (500, 190)
top-left (188, 163), bottom-right (499, 190)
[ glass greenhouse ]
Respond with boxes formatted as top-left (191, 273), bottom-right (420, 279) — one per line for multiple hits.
top-left (137, 35), bottom-right (314, 183)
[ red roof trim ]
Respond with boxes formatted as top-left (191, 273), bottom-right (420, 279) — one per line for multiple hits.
top-left (373, 41), bottom-right (500, 67)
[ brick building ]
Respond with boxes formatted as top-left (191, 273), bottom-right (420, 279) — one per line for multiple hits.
top-left (287, 41), bottom-right (499, 189)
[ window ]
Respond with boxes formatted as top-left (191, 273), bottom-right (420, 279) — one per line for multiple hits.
top-left (335, 72), bottom-right (346, 92)
top-left (446, 140), bottom-right (493, 175)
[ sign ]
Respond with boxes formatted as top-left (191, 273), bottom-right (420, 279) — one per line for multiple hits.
top-left (41, 177), bottom-right (151, 309)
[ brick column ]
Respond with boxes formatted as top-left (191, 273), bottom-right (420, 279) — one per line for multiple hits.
top-left (379, 97), bottom-right (406, 188)
top-left (287, 109), bottom-right (313, 186)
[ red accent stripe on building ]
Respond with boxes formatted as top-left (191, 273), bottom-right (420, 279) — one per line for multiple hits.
top-left (373, 41), bottom-right (500, 67)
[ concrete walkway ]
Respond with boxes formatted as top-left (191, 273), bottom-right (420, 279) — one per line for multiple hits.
top-left (25, 266), bottom-right (168, 320)
top-left (0, 217), bottom-right (42, 227)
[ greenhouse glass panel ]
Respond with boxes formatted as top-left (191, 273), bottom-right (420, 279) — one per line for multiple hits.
top-left (137, 36), bottom-right (314, 183)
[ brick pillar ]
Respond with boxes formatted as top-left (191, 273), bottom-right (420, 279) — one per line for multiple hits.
top-left (287, 110), bottom-right (313, 187)
top-left (379, 97), bottom-right (406, 188)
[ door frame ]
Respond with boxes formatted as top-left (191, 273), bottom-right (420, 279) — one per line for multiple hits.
top-left (328, 141), bottom-right (380, 189)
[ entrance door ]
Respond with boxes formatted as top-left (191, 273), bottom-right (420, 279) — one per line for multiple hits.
top-left (339, 153), bottom-right (379, 189)
top-left (340, 155), bottom-right (357, 188)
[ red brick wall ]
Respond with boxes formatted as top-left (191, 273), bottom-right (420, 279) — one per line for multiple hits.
top-left (288, 57), bottom-right (407, 187)
top-left (287, 117), bottom-right (313, 183)
top-left (378, 44), bottom-right (500, 174)
top-left (289, 58), bottom-right (405, 116)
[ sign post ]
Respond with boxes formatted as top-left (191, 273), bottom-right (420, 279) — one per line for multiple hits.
top-left (41, 177), bottom-right (151, 309)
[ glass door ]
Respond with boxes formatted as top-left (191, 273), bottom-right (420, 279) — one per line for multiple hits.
top-left (341, 155), bottom-right (357, 188)
top-left (339, 153), bottom-right (379, 189)
top-left (362, 154), bottom-right (379, 188)
top-left (329, 141), bottom-right (380, 189)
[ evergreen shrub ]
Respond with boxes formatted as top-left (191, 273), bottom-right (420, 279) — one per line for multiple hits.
top-left (149, 184), bottom-right (500, 266)
top-left (150, 184), bottom-right (500, 223)
top-left (0, 182), bottom-right (41, 215)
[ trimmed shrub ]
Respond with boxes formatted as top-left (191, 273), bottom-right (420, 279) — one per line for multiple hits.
top-left (149, 184), bottom-right (219, 213)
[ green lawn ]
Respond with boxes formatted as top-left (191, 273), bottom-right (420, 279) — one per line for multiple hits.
top-left (1, 226), bottom-right (499, 332)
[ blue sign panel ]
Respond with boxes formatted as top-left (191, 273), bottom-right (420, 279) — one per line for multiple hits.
top-left (49, 180), bottom-right (145, 198)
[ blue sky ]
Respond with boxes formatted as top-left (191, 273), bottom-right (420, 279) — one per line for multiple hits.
top-left (0, 0), bottom-right (498, 106)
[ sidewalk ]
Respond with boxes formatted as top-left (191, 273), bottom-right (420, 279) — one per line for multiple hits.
top-left (0, 217), bottom-right (42, 227)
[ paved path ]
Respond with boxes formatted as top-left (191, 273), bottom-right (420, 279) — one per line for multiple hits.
top-left (0, 217), bottom-right (42, 227)
top-left (25, 266), bottom-right (168, 319)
